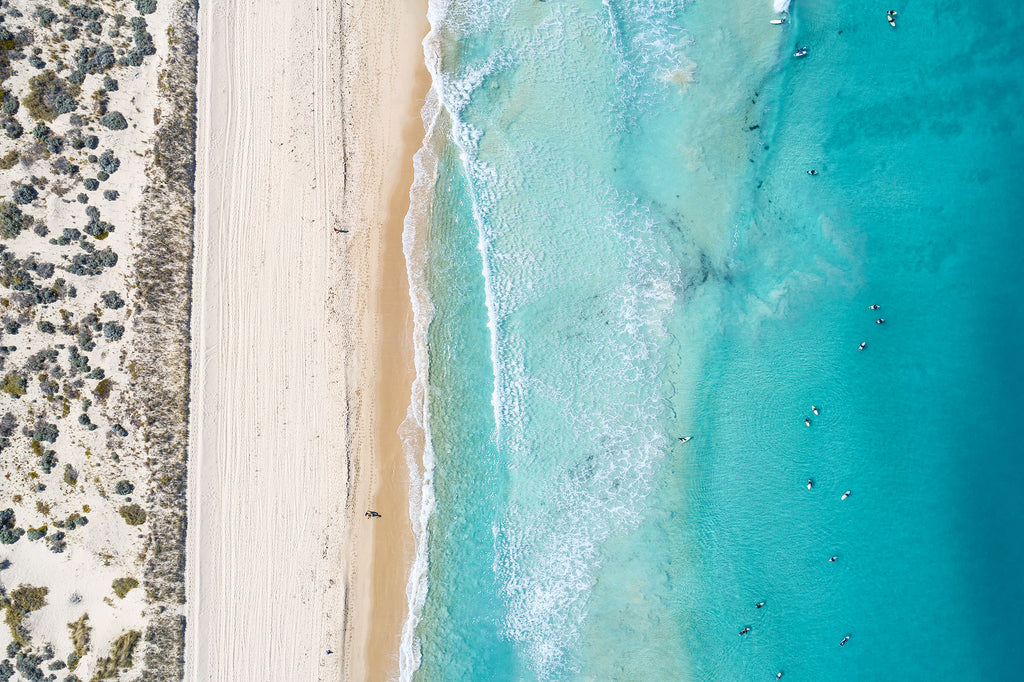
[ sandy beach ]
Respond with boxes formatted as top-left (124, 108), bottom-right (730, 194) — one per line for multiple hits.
top-left (188, 0), bottom-right (426, 679)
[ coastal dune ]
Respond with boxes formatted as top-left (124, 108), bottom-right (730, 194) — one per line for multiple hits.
top-left (188, 0), bottom-right (425, 678)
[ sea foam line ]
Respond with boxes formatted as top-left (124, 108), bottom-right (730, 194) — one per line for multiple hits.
top-left (396, 4), bottom-right (444, 678)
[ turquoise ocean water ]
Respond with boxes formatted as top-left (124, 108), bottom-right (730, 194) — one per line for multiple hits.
top-left (401, 0), bottom-right (1024, 679)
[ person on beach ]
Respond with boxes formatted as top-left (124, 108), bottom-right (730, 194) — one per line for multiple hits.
top-left (365, 510), bottom-right (381, 519)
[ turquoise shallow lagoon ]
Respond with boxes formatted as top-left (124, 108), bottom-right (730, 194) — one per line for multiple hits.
top-left (405, 1), bottom-right (1024, 679)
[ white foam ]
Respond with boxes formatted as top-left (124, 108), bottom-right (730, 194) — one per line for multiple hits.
top-left (774, 0), bottom-right (791, 13)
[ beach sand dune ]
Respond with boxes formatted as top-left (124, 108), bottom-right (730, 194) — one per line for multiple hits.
top-left (188, 0), bottom-right (424, 678)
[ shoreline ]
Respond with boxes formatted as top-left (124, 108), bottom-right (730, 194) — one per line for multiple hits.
top-left (341, 0), bottom-right (431, 678)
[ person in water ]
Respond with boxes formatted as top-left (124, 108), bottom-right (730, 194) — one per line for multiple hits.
top-left (829, 555), bottom-right (838, 562)
top-left (876, 318), bottom-right (885, 324)
top-left (807, 169), bottom-right (818, 175)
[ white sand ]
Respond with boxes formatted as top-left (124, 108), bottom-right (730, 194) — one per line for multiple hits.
top-left (187, 0), bottom-right (349, 678)
top-left (187, 0), bottom-right (426, 677)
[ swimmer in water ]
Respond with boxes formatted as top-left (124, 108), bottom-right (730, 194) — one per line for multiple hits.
top-left (793, 46), bottom-right (808, 57)
top-left (858, 341), bottom-right (867, 351)
top-left (841, 490), bottom-right (851, 500)
top-left (887, 10), bottom-right (897, 27)
top-left (804, 418), bottom-right (811, 427)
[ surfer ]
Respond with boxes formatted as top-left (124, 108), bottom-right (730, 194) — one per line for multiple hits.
top-left (807, 478), bottom-right (814, 490)
top-left (777, 673), bottom-right (784, 680)
top-left (858, 341), bottom-right (867, 351)
top-left (793, 46), bottom-right (808, 58)
top-left (841, 490), bottom-right (851, 500)
top-left (756, 601), bottom-right (766, 609)
top-left (869, 304), bottom-right (880, 310)
top-left (876, 318), bottom-right (885, 324)
top-left (829, 555), bottom-right (838, 563)
top-left (807, 169), bottom-right (818, 175)
top-left (739, 627), bottom-right (751, 636)
top-left (804, 418), bottom-right (811, 427)
top-left (840, 635), bottom-right (851, 647)
top-left (811, 405), bottom-right (819, 415)
top-left (887, 10), bottom-right (897, 28)
top-left (678, 436), bottom-right (693, 443)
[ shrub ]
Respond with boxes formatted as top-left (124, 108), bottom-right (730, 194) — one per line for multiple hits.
top-left (68, 248), bottom-right (118, 276)
top-left (86, 135), bottom-right (99, 150)
top-left (68, 614), bottom-right (90, 668)
top-left (103, 190), bottom-right (118, 201)
top-left (93, 378), bottom-right (113, 400)
top-left (103, 76), bottom-right (118, 91)
top-left (46, 135), bottom-right (64, 154)
top-left (93, 630), bottom-right (141, 680)
top-left (24, 71), bottom-right (81, 122)
top-left (38, 321), bottom-right (55, 334)
top-left (0, 151), bottom-right (16, 170)
top-left (111, 578), bottom-right (138, 599)
top-left (136, 0), bottom-right (158, 13)
top-left (3, 321), bottom-right (18, 334)
top-left (1, 374), bottom-right (26, 397)
top-left (63, 464), bottom-right (78, 485)
top-left (39, 449), bottom-right (58, 474)
top-left (77, 193), bottom-right (88, 204)
top-left (98, 150), bottom-right (120, 174)
top-left (28, 55), bottom-right (45, 69)
top-left (0, 202), bottom-right (32, 239)
top-left (52, 156), bottom-right (79, 176)
top-left (12, 184), bottom-right (37, 205)
top-left (87, 21), bottom-right (103, 35)
top-left (112, 424), bottom-right (128, 437)
top-left (34, 422), bottom-right (58, 443)
top-left (102, 322), bottom-right (124, 340)
top-left (114, 479), bottom-right (134, 495)
top-left (101, 291), bottom-right (125, 309)
top-left (96, 170), bottom-right (109, 181)
top-left (99, 112), bottom-right (127, 130)
top-left (83, 178), bottom-right (99, 191)
top-left (26, 527), bottom-right (46, 541)
top-left (63, 26), bottom-right (80, 41)
top-left (118, 504), bottom-right (146, 526)
top-left (4, 120), bottom-right (22, 139)
top-left (37, 8), bottom-right (56, 27)
top-left (0, 509), bottom-right (24, 545)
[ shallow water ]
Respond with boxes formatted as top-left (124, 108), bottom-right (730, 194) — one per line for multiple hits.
top-left (406, 0), bottom-right (1024, 679)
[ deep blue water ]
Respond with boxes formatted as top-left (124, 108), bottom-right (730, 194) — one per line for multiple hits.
top-left (405, 0), bottom-right (1024, 679)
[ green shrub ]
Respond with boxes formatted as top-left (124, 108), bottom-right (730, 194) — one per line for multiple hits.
top-left (1, 374), bottom-right (27, 398)
top-left (111, 577), bottom-right (138, 599)
top-left (83, 178), bottom-right (99, 191)
top-left (0, 202), bottom-right (31, 239)
top-left (63, 464), bottom-right (78, 485)
top-left (114, 480), bottom-right (134, 495)
top-left (118, 504), bottom-right (146, 526)
top-left (23, 71), bottom-right (81, 122)
top-left (136, 0), bottom-right (158, 13)
top-left (0, 151), bottom-right (17, 170)
top-left (93, 630), bottom-right (140, 679)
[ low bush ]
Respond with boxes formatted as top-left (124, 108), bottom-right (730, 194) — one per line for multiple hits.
top-left (12, 185), bottom-right (37, 205)
top-left (102, 322), bottom-right (124, 340)
top-left (99, 112), bottom-right (127, 130)
top-left (34, 421), bottom-right (58, 443)
top-left (118, 504), bottom-right (146, 526)
top-left (63, 464), bottom-right (78, 485)
top-left (103, 190), bottom-right (119, 201)
top-left (83, 178), bottom-right (99, 191)
top-left (1, 374), bottom-right (26, 397)
top-left (136, 0), bottom-right (158, 14)
top-left (111, 578), bottom-right (138, 599)
top-left (114, 480), bottom-right (134, 495)
top-left (101, 291), bottom-right (124, 309)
